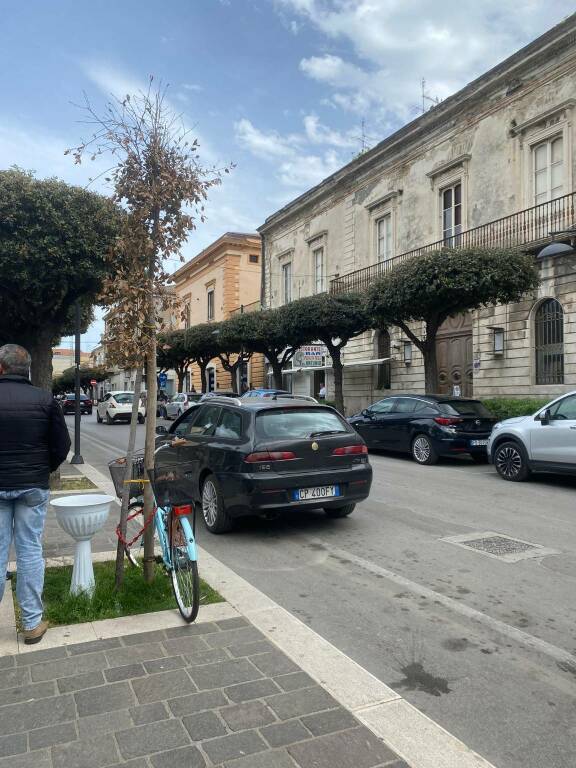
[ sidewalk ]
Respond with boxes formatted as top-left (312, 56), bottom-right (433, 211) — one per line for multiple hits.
top-left (0, 458), bottom-right (495, 768)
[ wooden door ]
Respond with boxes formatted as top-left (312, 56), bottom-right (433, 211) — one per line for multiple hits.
top-left (436, 314), bottom-right (473, 397)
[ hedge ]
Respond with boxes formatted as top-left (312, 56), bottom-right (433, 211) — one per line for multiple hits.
top-left (482, 398), bottom-right (549, 421)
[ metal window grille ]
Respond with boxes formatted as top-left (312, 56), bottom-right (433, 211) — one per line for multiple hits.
top-left (376, 330), bottom-right (391, 389)
top-left (535, 299), bottom-right (564, 385)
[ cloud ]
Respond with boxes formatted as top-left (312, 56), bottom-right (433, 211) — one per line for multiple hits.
top-left (235, 118), bottom-right (299, 159)
top-left (81, 60), bottom-right (149, 102)
top-left (303, 114), bottom-right (357, 148)
top-left (182, 83), bottom-right (203, 92)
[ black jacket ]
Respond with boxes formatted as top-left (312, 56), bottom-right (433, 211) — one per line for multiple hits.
top-left (0, 375), bottom-right (71, 490)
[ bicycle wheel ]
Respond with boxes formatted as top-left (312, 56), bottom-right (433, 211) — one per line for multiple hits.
top-left (124, 501), bottom-right (145, 568)
top-left (169, 514), bottom-right (200, 623)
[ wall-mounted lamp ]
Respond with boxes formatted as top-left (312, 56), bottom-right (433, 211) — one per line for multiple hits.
top-left (492, 327), bottom-right (505, 355)
top-left (403, 341), bottom-right (412, 366)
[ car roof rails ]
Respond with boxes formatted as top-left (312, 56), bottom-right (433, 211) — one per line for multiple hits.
top-left (271, 394), bottom-right (319, 403)
top-left (204, 396), bottom-right (244, 406)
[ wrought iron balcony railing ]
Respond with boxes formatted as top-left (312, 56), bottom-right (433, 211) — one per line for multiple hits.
top-left (330, 191), bottom-right (576, 295)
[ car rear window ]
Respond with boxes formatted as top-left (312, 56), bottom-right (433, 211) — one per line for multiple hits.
top-left (439, 400), bottom-right (493, 417)
top-left (256, 408), bottom-right (350, 439)
top-left (114, 393), bottom-right (133, 404)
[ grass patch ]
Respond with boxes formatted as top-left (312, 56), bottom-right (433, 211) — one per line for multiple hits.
top-left (50, 476), bottom-right (98, 491)
top-left (12, 560), bottom-right (223, 627)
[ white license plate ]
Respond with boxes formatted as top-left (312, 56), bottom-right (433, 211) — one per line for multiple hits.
top-left (470, 439), bottom-right (488, 447)
top-left (293, 485), bottom-right (340, 501)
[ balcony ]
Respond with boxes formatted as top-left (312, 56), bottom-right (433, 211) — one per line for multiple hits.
top-left (330, 192), bottom-right (576, 295)
top-left (229, 300), bottom-right (262, 316)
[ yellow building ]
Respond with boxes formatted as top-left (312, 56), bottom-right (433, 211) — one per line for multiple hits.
top-left (52, 347), bottom-right (90, 377)
top-left (172, 232), bottom-right (266, 392)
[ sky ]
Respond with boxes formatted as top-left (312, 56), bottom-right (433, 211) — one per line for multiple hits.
top-left (1, 0), bottom-right (574, 352)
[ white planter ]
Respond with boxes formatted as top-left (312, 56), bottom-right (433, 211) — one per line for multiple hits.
top-left (51, 494), bottom-right (114, 597)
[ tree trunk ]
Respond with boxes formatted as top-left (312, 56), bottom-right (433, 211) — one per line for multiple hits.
top-left (199, 361), bottom-right (208, 393)
top-left (269, 357), bottom-right (283, 389)
top-left (422, 339), bottom-right (438, 393)
top-left (177, 370), bottom-right (185, 392)
top-left (115, 367), bottom-right (143, 589)
top-left (27, 327), bottom-right (54, 391)
top-left (330, 348), bottom-right (344, 415)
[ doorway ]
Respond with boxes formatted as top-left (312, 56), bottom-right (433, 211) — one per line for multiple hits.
top-left (436, 313), bottom-right (473, 397)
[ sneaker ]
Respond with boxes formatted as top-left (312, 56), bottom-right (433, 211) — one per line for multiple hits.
top-left (22, 620), bottom-right (49, 645)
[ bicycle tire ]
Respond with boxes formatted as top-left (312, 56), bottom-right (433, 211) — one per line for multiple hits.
top-left (169, 514), bottom-right (200, 623)
top-left (124, 501), bottom-right (145, 568)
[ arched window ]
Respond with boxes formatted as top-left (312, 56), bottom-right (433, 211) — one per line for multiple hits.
top-left (535, 299), bottom-right (564, 385)
top-left (375, 330), bottom-right (391, 390)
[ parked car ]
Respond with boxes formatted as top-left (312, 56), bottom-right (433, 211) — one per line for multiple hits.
top-left (154, 398), bottom-right (372, 533)
top-left (488, 391), bottom-right (576, 481)
top-left (96, 391), bottom-right (146, 424)
top-left (348, 394), bottom-right (497, 465)
top-left (241, 388), bottom-right (290, 399)
top-left (162, 392), bottom-right (203, 420)
top-left (61, 393), bottom-right (93, 415)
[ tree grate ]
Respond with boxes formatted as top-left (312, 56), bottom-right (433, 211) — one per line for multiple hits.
top-left (440, 531), bottom-right (560, 563)
top-left (460, 536), bottom-right (536, 556)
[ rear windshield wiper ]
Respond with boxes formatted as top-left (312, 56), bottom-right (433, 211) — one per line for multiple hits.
top-left (308, 430), bottom-right (347, 437)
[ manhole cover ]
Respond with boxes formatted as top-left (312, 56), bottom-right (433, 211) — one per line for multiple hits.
top-left (441, 531), bottom-right (560, 563)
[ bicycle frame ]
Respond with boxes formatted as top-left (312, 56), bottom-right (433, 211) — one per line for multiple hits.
top-left (155, 505), bottom-right (198, 569)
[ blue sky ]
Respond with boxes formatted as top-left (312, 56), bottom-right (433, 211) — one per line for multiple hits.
top-left (1, 0), bottom-right (574, 351)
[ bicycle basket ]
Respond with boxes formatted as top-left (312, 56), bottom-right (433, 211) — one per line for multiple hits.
top-left (108, 449), bottom-right (145, 500)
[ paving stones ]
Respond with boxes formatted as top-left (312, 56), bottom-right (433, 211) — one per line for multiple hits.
top-left (0, 620), bottom-right (406, 768)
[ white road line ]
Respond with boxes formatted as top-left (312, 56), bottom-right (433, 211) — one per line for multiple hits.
top-left (310, 536), bottom-right (576, 667)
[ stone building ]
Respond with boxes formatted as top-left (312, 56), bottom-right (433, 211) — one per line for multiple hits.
top-left (172, 232), bottom-right (266, 392)
top-left (259, 15), bottom-right (576, 414)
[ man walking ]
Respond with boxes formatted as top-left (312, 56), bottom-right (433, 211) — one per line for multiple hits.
top-left (0, 344), bottom-right (71, 643)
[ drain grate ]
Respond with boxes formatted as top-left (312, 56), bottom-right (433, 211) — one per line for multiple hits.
top-left (441, 531), bottom-right (560, 563)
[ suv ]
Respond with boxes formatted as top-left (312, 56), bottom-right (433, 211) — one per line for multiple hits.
top-left (61, 393), bottom-right (93, 415)
top-left (154, 398), bottom-right (372, 533)
top-left (97, 391), bottom-right (146, 425)
top-left (163, 392), bottom-right (202, 420)
top-left (488, 391), bottom-right (576, 481)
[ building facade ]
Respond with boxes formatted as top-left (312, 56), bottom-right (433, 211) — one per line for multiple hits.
top-left (52, 347), bottom-right (90, 376)
top-left (259, 15), bottom-right (576, 413)
top-left (172, 232), bottom-right (266, 392)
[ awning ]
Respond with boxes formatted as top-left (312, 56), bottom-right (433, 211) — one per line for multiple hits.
top-left (281, 357), bottom-right (391, 374)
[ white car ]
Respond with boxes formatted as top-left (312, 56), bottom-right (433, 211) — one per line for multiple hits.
top-left (487, 391), bottom-right (576, 481)
top-left (163, 392), bottom-right (202, 420)
top-left (96, 391), bottom-right (146, 425)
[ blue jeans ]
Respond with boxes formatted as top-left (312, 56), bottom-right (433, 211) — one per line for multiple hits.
top-left (0, 488), bottom-right (49, 630)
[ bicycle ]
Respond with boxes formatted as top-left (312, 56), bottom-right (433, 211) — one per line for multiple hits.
top-left (108, 450), bottom-right (200, 623)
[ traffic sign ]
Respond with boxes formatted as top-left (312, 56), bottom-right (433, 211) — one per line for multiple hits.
top-left (90, 379), bottom-right (97, 385)
top-left (158, 372), bottom-right (168, 387)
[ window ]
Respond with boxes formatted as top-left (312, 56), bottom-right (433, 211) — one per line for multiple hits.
top-left (535, 299), bottom-right (564, 385)
top-left (375, 330), bottom-right (391, 389)
top-left (442, 182), bottom-right (462, 245)
top-left (376, 214), bottom-right (392, 261)
top-left (313, 247), bottom-right (325, 293)
top-left (369, 398), bottom-right (396, 414)
top-left (549, 394), bottom-right (576, 420)
top-left (533, 136), bottom-right (564, 205)
top-left (214, 409), bottom-right (243, 439)
top-left (249, 254), bottom-right (259, 264)
top-left (256, 408), bottom-right (348, 439)
top-left (282, 262), bottom-right (292, 304)
top-left (207, 289), bottom-right (215, 321)
top-left (186, 405), bottom-right (221, 436)
top-left (394, 398), bottom-right (418, 414)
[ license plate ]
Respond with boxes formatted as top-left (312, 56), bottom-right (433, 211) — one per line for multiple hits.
top-left (293, 485), bottom-right (340, 501)
top-left (470, 439), bottom-right (488, 447)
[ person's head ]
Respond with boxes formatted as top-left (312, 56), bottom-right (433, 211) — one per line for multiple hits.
top-left (0, 344), bottom-right (31, 378)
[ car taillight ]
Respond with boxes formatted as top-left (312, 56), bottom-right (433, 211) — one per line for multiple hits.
top-left (332, 445), bottom-right (368, 455)
top-left (173, 504), bottom-right (192, 517)
top-left (245, 451), bottom-right (297, 463)
top-left (434, 416), bottom-right (463, 426)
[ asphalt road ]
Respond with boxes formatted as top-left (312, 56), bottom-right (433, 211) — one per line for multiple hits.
top-left (67, 413), bottom-right (576, 768)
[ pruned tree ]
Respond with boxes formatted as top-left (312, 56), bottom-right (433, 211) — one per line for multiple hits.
top-left (52, 366), bottom-right (109, 395)
top-left (216, 317), bottom-right (253, 394)
top-left (0, 169), bottom-right (122, 389)
top-left (182, 322), bottom-right (222, 392)
top-left (157, 330), bottom-right (194, 393)
top-left (68, 80), bottom-right (228, 583)
top-left (281, 293), bottom-right (370, 414)
top-left (366, 248), bottom-right (540, 391)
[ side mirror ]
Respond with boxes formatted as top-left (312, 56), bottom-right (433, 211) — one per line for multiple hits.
top-left (155, 425), bottom-right (168, 435)
top-left (540, 409), bottom-right (552, 425)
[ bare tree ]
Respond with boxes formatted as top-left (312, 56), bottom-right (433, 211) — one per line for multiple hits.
top-left (69, 80), bottom-right (228, 582)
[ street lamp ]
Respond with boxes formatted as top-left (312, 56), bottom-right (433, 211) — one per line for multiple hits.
top-left (538, 228), bottom-right (576, 259)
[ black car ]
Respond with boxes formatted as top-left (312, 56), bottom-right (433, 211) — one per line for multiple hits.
top-left (61, 393), bottom-right (93, 415)
top-left (348, 394), bottom-right (497, 465)
top-left (154, 398), bottom-right (372, 533)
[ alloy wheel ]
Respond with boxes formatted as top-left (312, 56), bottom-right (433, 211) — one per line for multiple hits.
top-left (413, 436), bottom-right (431, 463)
top-left (496, 446), bottom-right (522, 479)
top-left (202, 480), bottom-right (218, 527)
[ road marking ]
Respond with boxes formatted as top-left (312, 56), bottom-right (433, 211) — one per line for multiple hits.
top-left (309, 536), bottom-right (576, 667)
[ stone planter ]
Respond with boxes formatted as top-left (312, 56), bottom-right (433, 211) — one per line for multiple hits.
top-left (51, 494), bottom-right (114, 596)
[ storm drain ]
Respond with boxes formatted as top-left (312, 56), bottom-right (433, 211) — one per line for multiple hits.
top-left (441, 531), bottom-right (560, 563)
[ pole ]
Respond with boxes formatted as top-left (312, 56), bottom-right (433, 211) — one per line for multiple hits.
top-left (70, 300), bottom-right (84, 465)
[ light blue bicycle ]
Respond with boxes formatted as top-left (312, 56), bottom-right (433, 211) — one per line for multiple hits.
top-left (109, 453), bottom-right (200, 623)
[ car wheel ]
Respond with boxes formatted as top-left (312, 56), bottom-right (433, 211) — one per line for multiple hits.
top-left (87, 409), bottom-right (92, 416)
top-left (201, 475), bottom-right (233, 534)
top-left (138, 413), bottom-right (145, 424)
top-left (494, 441), bottom-right (530, 481)
top-left (96, 411), bottom-right (102, 423)
top-left (471, 453), bottom-right (489, 464)
top-left (325, 503), bottom-right (355, 519)
top-left (106, 412), bottom-right (113, 425)
top-left (411, 434), bottom-right (439, 465)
